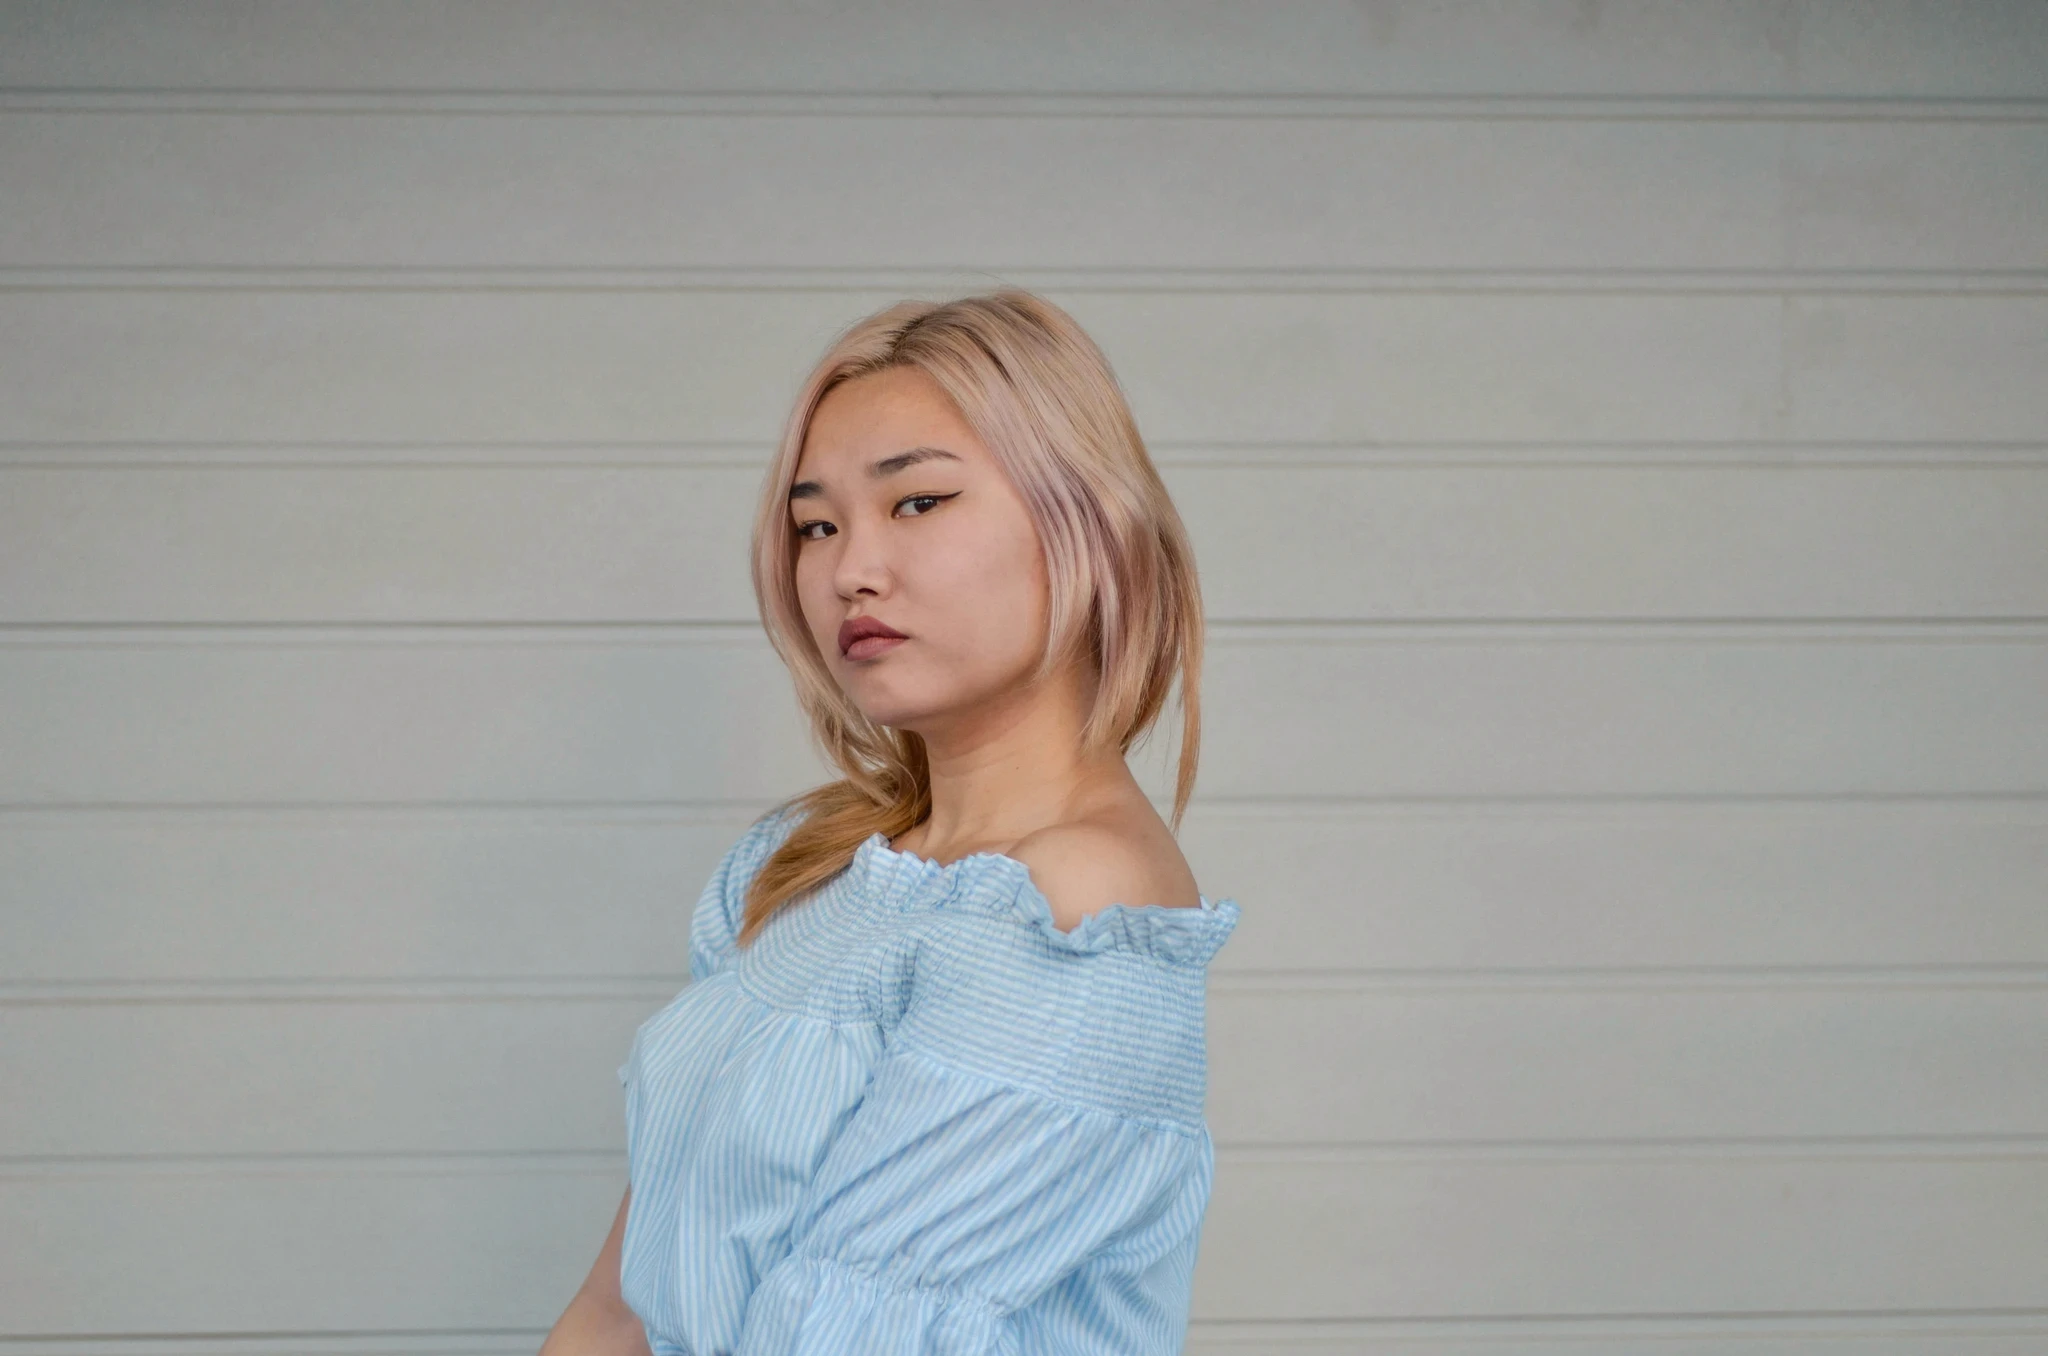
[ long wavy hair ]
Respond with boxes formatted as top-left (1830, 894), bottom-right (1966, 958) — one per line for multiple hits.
top-left (734, 289), bottom-right (1206, 947)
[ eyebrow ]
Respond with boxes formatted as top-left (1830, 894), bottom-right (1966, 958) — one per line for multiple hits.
top-left (788, 446), bottom-right (962, 502)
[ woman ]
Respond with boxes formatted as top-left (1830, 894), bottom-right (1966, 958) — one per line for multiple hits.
top-left (542, 290), bottom-right (1241, 1354)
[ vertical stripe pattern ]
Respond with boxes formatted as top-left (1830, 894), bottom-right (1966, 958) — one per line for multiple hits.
top-left (616, 805), bottom-right (1242, 1354)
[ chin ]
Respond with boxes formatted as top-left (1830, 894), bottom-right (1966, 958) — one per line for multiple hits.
top-left (837, 679), bottom-right (921, 728)
top-left (843, 681), bottom-right (954, 735)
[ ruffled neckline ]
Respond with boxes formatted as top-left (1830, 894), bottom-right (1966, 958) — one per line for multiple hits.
top-left (854, 830), bottom-right (1241, 968)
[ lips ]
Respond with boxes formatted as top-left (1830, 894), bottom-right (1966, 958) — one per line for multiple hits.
top-left (838, 615), bottom-right (908, 659)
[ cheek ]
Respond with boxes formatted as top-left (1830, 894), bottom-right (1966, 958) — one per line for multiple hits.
top-left (925, 514), bottom-right (1048, 628)
top-left (792, 550), bottom-right (836, 640)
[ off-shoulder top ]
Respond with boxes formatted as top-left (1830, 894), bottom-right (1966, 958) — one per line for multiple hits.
top-left (614, 802), bottom-right (1243, 1355)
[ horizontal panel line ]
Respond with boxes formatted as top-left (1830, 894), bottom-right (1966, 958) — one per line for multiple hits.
top-left (6, 964), bottom-right (2045, 1006)
top-left (0, 1340), bottom-right (547, 1356)
top-left (0, 978), bottom-right (685, 1005)
top-left (10, 1315), bottom-right (2048, 1354)
top-left (4, 265), bottom-right (2046, 295)
top-left (4, 792), bottom-right (2046, 822)
top-left (0, 1150), bottom-right (623, 1177)
top-left (0, 1336), bottom-right (553, 1355)
top-left (5, 439), bottom-right (2046, 470)
top-left (7, 1136), bottom-right (2048, 1179)
top-left (0, 800), bottom-right (787, 824)
top-left (1219, 1138), bottom-right (2048, 1165)
top-left (3, 458), bottom-right (2048, 471)
top-left (1214, 966), bottom-right (2048, 995)
top-left (1186, 1311), bottom-right (2048, 1339)
top-left (3, 619), bottom-right (2048, 644)
top-left (3, 90), bottom-right (2045, 121)
top-left (0, 1337), bottom-right (550, 1356)
top-left (8, 1313), bottom-right (2048, 1353)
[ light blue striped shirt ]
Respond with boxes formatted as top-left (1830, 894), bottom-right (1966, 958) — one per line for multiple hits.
top-left (615, 802), bottom-right (1242, 1354)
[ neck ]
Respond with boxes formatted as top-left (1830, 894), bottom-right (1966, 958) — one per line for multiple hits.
top-left (898, 659), bottom-right (1132, 860)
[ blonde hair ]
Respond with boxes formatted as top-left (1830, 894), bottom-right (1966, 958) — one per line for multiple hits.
top-left (735, 289), bottom-right (1206, 947)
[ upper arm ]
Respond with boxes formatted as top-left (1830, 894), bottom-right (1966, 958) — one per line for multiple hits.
top-left (579, 1186), bottom-right (632, 1307)
top-left (689, 802), bottom-right (805, 982)
top-left (540, 1186), bottom-right (645, 1356)
top-left (1006, 821), bottom-right (1201, 933)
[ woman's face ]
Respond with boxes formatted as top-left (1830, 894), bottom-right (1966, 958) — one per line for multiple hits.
top-left (789, 365), bottom-right (1052, 734)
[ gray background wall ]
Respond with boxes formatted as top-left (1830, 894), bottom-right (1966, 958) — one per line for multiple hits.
top-left (3, 2), bottom-right (2046, 1352)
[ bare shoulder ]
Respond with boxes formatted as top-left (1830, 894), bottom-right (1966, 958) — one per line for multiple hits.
top-left (1006, 818), bottom-right (1203, 934)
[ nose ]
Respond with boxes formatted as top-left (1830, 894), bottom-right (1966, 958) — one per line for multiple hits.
top-left (829, 512), bottom-right (894, 601)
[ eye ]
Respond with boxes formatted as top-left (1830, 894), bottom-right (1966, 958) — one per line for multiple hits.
top-left (795, 492), bottom-right (955, 542)
top-left (896, 492), bottom-right (957, 518)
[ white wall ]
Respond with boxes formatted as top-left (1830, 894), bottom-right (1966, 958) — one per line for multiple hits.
top-left (3, 3), bottom-right (2046, 1352)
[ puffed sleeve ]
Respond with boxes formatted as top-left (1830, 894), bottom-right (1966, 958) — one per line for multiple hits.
top-left (687, 801), bottom-right (807, 984)
top-left (733, 885), bottom-right (1229, 1355)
